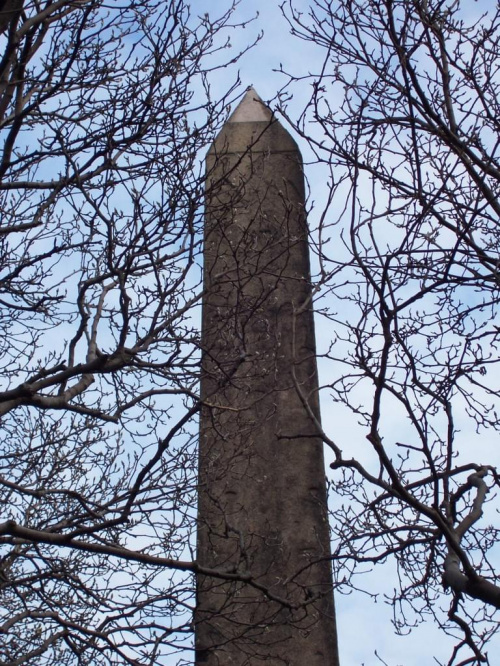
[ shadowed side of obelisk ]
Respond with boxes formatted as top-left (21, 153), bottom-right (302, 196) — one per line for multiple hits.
top-left (196, 89), bottom-right (339, 665)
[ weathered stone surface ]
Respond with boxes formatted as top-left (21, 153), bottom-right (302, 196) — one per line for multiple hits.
top-left (196, 89), bottom-right (339, 665)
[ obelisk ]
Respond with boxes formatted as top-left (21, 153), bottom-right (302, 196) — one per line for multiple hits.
top-left (196, 88), bottom-right (339, 665)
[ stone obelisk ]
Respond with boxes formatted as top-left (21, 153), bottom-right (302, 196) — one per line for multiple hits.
top-left (196, 89), bottom-right (339, 665)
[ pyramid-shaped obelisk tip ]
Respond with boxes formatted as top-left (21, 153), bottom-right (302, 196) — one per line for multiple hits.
top-left (228, 87), bottom-right (273, 123)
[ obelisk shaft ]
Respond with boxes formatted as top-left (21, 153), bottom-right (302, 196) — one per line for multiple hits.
top-left (196, 89), bottom-right (339, 665)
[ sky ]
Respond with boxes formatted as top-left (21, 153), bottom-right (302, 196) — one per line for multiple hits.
top-left (2, 2), bottom-right (498, 665)
top-left (190, 1), bottom-right (500, 665)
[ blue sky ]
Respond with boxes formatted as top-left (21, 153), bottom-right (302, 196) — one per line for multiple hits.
top-left (4, 2), bottom-right (499, 664)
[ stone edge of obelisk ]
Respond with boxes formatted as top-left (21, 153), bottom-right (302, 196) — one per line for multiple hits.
top-left (228, 87), bottom-right (273, 123)
top-left (208, 87), bottom-right (300, 158)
